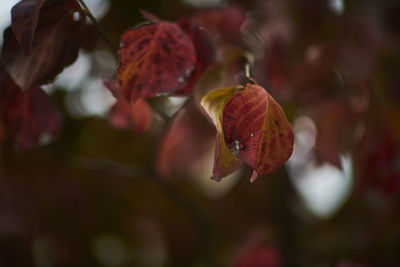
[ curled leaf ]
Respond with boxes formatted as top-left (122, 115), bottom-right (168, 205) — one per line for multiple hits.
top-left (117, 22), bottom-right (196, 103)
top-left (201, 87), bottom-right (243, 181)
top-left (222, 80), bottom-right (294, 182)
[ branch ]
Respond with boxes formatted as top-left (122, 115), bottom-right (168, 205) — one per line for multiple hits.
top-left (77, 0), bottom-right (119, 61)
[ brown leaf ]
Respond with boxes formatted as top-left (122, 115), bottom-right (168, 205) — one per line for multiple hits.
top-left (117, 22), bottom-right (196, 103)
top-left (2, 0), bottom-right (85, 90)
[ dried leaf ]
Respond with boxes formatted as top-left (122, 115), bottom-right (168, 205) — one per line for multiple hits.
top-left (2, 0), bottom-right (85, 90)
top-left (201, 87), bottom-right (243, 181)
top-left (222, 80), bottom-right (294, 182)
top-left (11, 0), bottom-right (46, 55)
top-left (117, 22), bottom-right (196, 103)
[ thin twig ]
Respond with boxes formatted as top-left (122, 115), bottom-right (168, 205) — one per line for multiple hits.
top-left (77, 0), bottom-right (119, 61)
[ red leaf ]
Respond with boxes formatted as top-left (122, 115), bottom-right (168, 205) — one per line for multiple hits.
top-left (117, 22), bottom-right (196, 103)
top-left (0, 62), bottom-right (62, 150)
top-left (175, 18), bottom-right (215, 95)
top-left (103, 80), bottom-right (152, 135)
top-left (193, 5), bottom-right (247, 41)
top-left (156, 100), bottom-right (214, 177)
top-left (11, 0), bottom-right (46, 55)
top-left (2, 0), bottom-right (85, 90)
top-left (222, 80), bottom-right (294, 182)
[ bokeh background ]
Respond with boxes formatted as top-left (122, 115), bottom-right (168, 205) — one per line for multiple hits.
top-left (1, 0), bottom-right (400, 266)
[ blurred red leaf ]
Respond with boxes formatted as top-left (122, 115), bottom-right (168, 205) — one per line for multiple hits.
top-left (222, 80), bottom-right (294, 182)
top-left (103, 80), bottom-right (152, 135)
top-left (234, 245), bottom-right (281, 267)
top-left (156, 100), bottom-right (214, 178)
top-left (355, 116), bottom-right (400, 196)
top-left (11, 0), bottom-right (45, 55)
top-left (193, 5), bottom-right (247, 41)
top-left (117, 22), bottom-right (196, 103)
top-left (2, 0), bottom-right (85, 90)
top-left (175, 18), bottom-right (215, 95)
top-left (0, 62), bottom-right (62, 150)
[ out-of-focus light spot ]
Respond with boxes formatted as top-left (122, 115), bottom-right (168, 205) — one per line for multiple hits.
top-left (133, 219), bottom-right (167, 266)
top-left (192, 140), bottom-right (240, 198)
top-left (183, 0), bottom-right (225, 8)
top-left (0, 0), bottom-right (17, 46)
top-left (85, 0), bottom-right (110, 20)
top-left (32, 236), bottom-right (54, 267)
top-left (329, 0), bottom-right (345, 15)
top-left (290, 116), bottom-right (317, 164)
top-left (288, 116), bottom-right (353, 219)
top-left (306, 45), bottom-right (322, 62)
top-left (55, 51), bottom-right (91, 91)
top-left (92, 234), bottom-right (129, 267)
top-left (290, 155), bottom-right (353, 219)
top-left (80, 78), bottom-right (115, 116)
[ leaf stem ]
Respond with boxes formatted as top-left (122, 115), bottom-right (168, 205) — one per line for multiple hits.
top-left (76, 0), bottom-right (119, 61)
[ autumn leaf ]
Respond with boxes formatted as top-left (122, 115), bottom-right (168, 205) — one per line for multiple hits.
top-left (103, 80), bottom-right (152, 135)
top-left (0, 61), bottom-right (62, 150)
top-left (202, 79), bottom-right (293, 182)
top-left (222, 80), bottom-right (294, 182)
top-left (201, 87), bottom-right (243, 181)
top-left (2, 0), bottom-right (85, 90)
top-left (117, 22), bottom-right (196, 103)
top-left (11, 0), bottom-right (45, 55)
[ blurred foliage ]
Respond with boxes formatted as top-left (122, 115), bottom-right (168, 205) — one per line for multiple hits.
top-left (1, 0), bottom-right (400, 266)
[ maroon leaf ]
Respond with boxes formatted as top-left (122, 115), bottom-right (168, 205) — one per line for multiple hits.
top-left (0, 61), bottom-right (62, 150)
top-left (103, 80), bottom-right (152, 135)
top-left (2, 0), bottom-right (85, 90)
top-left (117, 22), bottom-right (196, 103)
top-left (222, 79), bottom-right (294, 182)
top-left (11, 0), bottom-right (46, 55)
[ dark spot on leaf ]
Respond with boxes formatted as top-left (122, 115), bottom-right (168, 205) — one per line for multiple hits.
top-left (274, 120), bottom-right (279, 126)
top-left (162, 42), bottom-right (170, 52)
